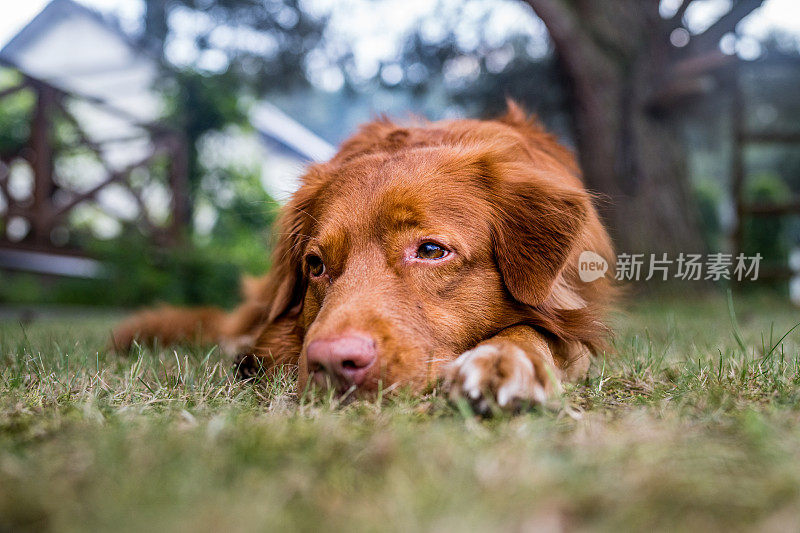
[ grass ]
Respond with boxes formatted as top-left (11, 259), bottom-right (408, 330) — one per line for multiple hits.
top-left (2, 292), bottom-right (800, 532)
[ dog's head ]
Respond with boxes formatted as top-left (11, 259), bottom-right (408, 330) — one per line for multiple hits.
top-left (264, 106), bottom-right (605, 394)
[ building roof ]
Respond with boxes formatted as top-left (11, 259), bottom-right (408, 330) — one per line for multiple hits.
top-left (250, 101), bottom-right (336, 162)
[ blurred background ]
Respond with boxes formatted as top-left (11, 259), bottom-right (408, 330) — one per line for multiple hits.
top-left (0, 0), bottom-right (798, 309)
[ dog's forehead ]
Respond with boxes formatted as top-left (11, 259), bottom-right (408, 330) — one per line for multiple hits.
top-left (314, 154), bottom-right (491, 246)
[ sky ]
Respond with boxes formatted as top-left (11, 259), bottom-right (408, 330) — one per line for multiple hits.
top-left (1, 0), bottom-right (800, 60)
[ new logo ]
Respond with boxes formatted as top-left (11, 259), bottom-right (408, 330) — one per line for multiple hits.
top-left (578, 251), bottom-right (608, 282)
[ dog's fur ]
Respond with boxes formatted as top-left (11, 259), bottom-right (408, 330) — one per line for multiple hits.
top-left (113, 102), bottom-right (614, 411)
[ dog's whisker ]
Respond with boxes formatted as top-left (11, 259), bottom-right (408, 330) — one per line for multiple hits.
top-left (282, 202), bottom-right (321, 225)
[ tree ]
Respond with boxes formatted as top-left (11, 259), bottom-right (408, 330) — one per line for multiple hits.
top-left (140, 0), bottom-right (326, 229)
top-left (521, 0), bottom-right (766, 253)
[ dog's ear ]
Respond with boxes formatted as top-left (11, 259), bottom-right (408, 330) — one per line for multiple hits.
top-left (265, 168), bottom-right (327, 322)
top-left (490, 167), bottom-right (590, 307)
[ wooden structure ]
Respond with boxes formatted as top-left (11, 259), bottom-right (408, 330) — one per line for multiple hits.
top-left (729, 55), bottom-right (800, 281)
top-left (0, 0), bottom-right (335, 278)
top-left (655, 48), bottom-right (800, 283)
top-left (0, 77), bottom-right (189, 248)
top-left (0, 0), bottom-right (189, 275)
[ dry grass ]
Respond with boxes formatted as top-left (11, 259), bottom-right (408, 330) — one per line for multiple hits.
top-left (1, 291), bottom-right (800, 532)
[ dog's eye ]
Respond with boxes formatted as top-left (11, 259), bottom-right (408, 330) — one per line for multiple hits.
top-left (306, 254), bottom-right (325, 277)
top-left (416, 242), bottom-right (448, 260)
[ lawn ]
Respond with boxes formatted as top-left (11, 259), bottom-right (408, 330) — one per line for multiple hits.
top-left (1, 292), bottom-right (800, 532)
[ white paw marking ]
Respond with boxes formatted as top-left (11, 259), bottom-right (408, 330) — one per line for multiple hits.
top-left (495, 347), bottom-right (534, 407)
top-left (448, 343), bottom-right (546, 410)
top-left (451, 345), bottom-right (499, 401)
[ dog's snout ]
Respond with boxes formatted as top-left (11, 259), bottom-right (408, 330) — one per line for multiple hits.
top-left (306, 334), bottom-right (377, 387)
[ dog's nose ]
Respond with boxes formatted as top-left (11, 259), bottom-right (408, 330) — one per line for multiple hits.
top-left (306, 334), bottom-right (377, 387)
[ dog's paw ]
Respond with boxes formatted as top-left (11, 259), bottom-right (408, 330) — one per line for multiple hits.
top-left (232, 352), bottom-right (262, 380)
top-left (444, 342), bottom-right (559, 415)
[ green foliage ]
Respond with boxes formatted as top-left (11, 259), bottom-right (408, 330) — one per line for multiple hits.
top-left (188, 163), bottom-right (278, 297)
top-left (197, 154), bottom-right (278, 242)
top-left (0, 240), bottom-right (248, 309)
top-left (0, 70), bottom-right (33, 155)
top-left (88, 196), bottom-right (275, 306)
top-left (693, 177), bottom-right (724, 251)
top-left (143, 0), bottom-right (325, 93)
top-left (158, 69), bottom-right (250, 212)
top-left (0, 273), bottom-right (47, 305)
top-left (163, 70), bottom-right (246, 143)
top-left (397, 31), bottom-right (565, 124)
top-left (743, 172), bottom-right (791, 266)
top-left (88, 235), bottom-right (245, 308)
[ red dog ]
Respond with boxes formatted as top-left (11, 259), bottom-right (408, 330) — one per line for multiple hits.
top-left (114, 102), bottom-right (614, 412)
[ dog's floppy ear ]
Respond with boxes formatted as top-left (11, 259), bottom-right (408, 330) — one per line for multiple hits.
top-left (490, 168), bottom-right (589, 307)
top-left (264, 168), bottom-right (327, 322)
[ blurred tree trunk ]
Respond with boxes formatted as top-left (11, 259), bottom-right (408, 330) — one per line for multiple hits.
top-left (523, 0), bottom-right (764, 253)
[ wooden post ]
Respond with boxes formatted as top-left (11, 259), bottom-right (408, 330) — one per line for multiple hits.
top-left (730, 62), bottom-right (745, 265)
top-left (29, 80), bottom-right (58, 244)
top-left (167, 133), bottom-right (190, 244)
